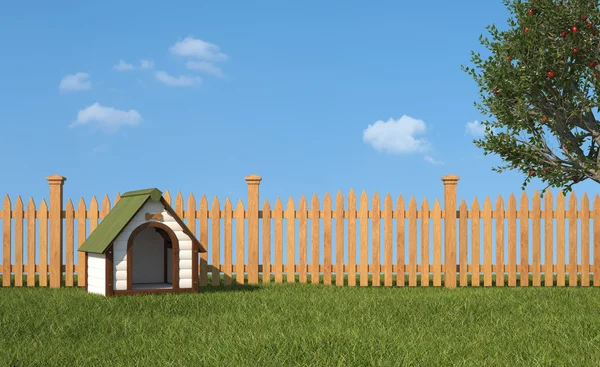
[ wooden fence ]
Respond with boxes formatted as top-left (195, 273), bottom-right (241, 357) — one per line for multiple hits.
top-left (1, 174), bottom-right (600, 289)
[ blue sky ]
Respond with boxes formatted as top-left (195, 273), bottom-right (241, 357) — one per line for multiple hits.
top-left (1, 1), bottom-right (598, 275)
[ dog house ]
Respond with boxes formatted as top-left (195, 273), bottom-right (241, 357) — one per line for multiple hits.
top-left (78, 188), bottom-right (206, 296)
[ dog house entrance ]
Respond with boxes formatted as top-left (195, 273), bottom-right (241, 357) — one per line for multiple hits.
top-left (127, 223), bottom-right (179, 291)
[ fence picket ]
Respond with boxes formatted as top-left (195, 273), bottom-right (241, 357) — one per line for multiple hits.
top-left (359, 191), bottom-right (368, 287)
top-left (372, 193), bottom-right (380, 287)
top-left (27, 198), bottom-right (36, 287)
top-left (274, 198), bottom-right (283, 283)
top-left (39, 200), bottom-right (48, 287)
top-left (2, 195), bottom-right (10, 287)
top-left (568, 192), bottom-right (578, 286)
top-left (532, 191), bottom-right (541, 286)
top-left (77, 198), bottom-right (86, 288)
top-left (495, 195), bottom-right (505, 287)
top-left (556, 191), bottom-right (565, 286)
top-left (199, 195), bottom-right (208, 286)
top-left (262, 200), bottom-right (271, 283)
top-left (594, 195), bottom-right (600, 286)
top-left (396, 195), bottom-right (405, 287)
top-left (186, 194), bottom-right (197, 284)
top-left (348, 190), bottom-right (356, 286)
top-left (383, 194), bottom-right (393, 287)
top-left (323, 193), bottom-right (332, 285)
top-left (211, 197), bottom-right (220, 286)
top-left (299, 195), bottom-right (307, 283)
top-left (483, 197), bottom-right (492, 287)
top-left (420, 198), bottom-right (429, 287)
top-left (65, 199), bottom-right (74, 286)
top-left (582, 194), bottom-right (590, 286)
top-left (311, 194), bottom-right (320, 285)
top-left (508, 194), bottom-right (517, 286)
top-left (14, 196), bottom-right (23, 287)
top-left (335, 191), bottom-right (344, 286)
top-left (224, 198), bottom-right (233, 286)
top-left (408, 197), bottom-right (417, 287)
top-left (520, 192), bottom-right (529, 287)
top-left (235, 199), bottom-right (244, 285)
top-left (433, 199), bottom-right (442, 287)
top-left (472, 198), bottom-right (480, 287)
top-left (459, 199), bottom-right (468, 287)
top-left (286, 197), bottom-right (296, 284)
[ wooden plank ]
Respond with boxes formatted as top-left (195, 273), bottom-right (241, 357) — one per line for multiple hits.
top-left (420, 198), bottom-right (429, 287)
top-left (568, 192), bottom-right (578, 287)
top-left (211, 197), bottom-right (220, 286)
top-left (65, 199), bottom-right (74, 287)
top-left (311, 194), bottom-right (320, 285)
top-left (26, 198), bottom-right (36, 287)
top-left (185, 194), bottom-right (197, 286)
top-left (483, 197), bottom-right (492, 287)
top-left (544, 191), bottom-right (554, 287)
top-left (286, 197), bottom-right (296, 284)
top-left (371, 193), bottom-right (380, 287)
top-left (14, 196), bottom-right (23, 287)
top-left (199, 195), bottom-right (208, 286)
top-left (335, 191), bottom-right (344, 286)
top-left (77, 198), bottom-right (87, 287)
top-left (39, 199), bottom-right (48, 287)
top-left (89, 196), bottom-right (99, 232)
top-left (235, 199), bottom-right (245, 285)
top-left (459, 199), bottom-right (468, 287)
top-left (359, 191), bottom-right (369, 286)
top-left (472, 198), bottom-right (480, 287)
top-left (348, 190), bottom-right (356, 286)
top-left (274, 198), bottom-right (283, 283)
top-left (507, 193), bottom-right (517, 286)
top-left (299, 195), bottom-right (307, 283)
top-left (408, 197), bottom-right (417, 287)
top-left (581, 193), bottom-right (590, 287)
top-left (223, 198), bottom-right (233, 286)
top-left (556, 191), bottom-right (565, 286)
top-left (396, 195), bottom-right (405, 287)
top-left (323, 193), bottom-right (332, 285)
top-left (2, 195), bottom-right (10, 287)
top-left (100, 195), bottom-right (110, 220)
top-left (383, 194), bottom-right (393, 287)
top-left (433, 199), bottom-right (442, 287)
top-left (519, 192), bottom-right (528, 287)
top-left (175, 192), bottom-right (184, 221)
top-left (163, 190), bottom-right (171, 207)
top-left (594, 195), bottom-right (600, 286)
top-left (531, 191), bottom-right (541, 286)
top-left (495, 195), bottom-right (505, 287)
top-left (262, 199), bottom-right (271, 284)
top-left (114, 193), bottom-right (121, 205)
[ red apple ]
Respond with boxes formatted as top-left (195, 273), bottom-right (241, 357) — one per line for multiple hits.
top-left (524, 27), bottom-right (530, 33)
top-left (590, 61), bottom-right (596, 68)
top-left (528, 9), bottom-right (534, 15)
top-left (572, 26), bottom-right (578, 32)
top-left (573, 48), bottom-right (579, 54)
top-left (506, 57), bottom-right (512, 61)
top-left (544, 168), bottom-right (549, 172)
top-left (542, 115), bottom-right (548, 123)
top-left (561, 31), bottom-right (567, 38)
top-left (547, 70), bottom-right (555, 78)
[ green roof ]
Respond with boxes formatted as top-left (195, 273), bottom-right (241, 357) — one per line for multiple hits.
top-left (78, 188), bottom-right (203, 254)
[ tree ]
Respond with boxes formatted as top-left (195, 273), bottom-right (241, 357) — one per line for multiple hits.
top-left (462, 0), bottom-right (600, 196)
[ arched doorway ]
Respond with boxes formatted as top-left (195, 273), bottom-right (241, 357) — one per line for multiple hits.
top-left (126, 222), bottom-right (179, 291)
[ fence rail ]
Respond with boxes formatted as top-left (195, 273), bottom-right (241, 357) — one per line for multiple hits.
top-left (1, 174), bottom-right (600, 289)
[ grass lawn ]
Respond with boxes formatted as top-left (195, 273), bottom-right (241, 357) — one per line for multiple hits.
top-left (1, 273), bottom-right (600, 366)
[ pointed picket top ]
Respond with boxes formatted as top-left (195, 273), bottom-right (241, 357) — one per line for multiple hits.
top-left (359, 191), bottom-right (368, 212)
top-left (396, 194), bottom-right (405, 212)
top-left (163, 189), bottom-right (171, 205)
top-left (263, 198), bottom-right (271, 213)
top-left (556, 189), bottom-right (565, 207)
top-left (372, 192), bottom-right (380, 212)
top-left (66, 198), bottom-right (73, 212)
top-left (335, 190), bottom-right (344, 209)
top-left (286, 196), bottom-right (295, 212)
top-left (234, 199), bottom-right (244, 216)
top-left (90, 196), bottom-right (98, 212)
top-left (176, 191), bottom-right (184, 215)
top-left (199, 194), bottom-right (208, 212)
top-left (300, 194), bottom-right (307, 211)
top-left (224, 197), bottom-right (232, 213)
top-left (77, 197), bottom-right (85, 212)
top-left (40, 198), bottom-right (48, 212)
top-left (101, 194), bottom-right (111, 217)
top-left (384, 193), bottom-right (392, 213)
top-left (274, 197), bottom-right (283, 214)
top-left (460, 199), bottom-right (468, 212)
top-left (520, 191), bottom-right (528, 209)
top-left (408, 196), bottom-right (417, 211)
top-left (114, 192), bottom-right (121, 205)
top-left (348, 188), bottom-right (356, 202)
top-left (495, 194), bottom-right (504, 208)
top-left (2, 194), bottom-right (10, 212)
top-left (568, 190), bottom-right (577, 209)
top-left (594, 195), bottom-right (600, 214)
top-left (27, 197), bottom-right (36, 212)
top-left (348, 189), bottom-right (356, 212)
top-left (15, 195), bottom-right (23, 211)
top-left (544, 189), bottom-right (553, 211)
top-left (557, 189), bottom-right (565, 198)
top-left (421, 197), bottom-right (429, 218)
top-left (211, 196), bottom-right (220, 212)
top-left (483, 196), bottom-right (492, 216)
top-left (582, 193), bottom-right (589, 211)
top-left (508, 192), bottom-right (516, 207)
top-left (323, 192), bottom-right (331, 211)
top-left (311, 193), bottom-right (319, 209)
top-left (471, 197), bottom-right (480, 212)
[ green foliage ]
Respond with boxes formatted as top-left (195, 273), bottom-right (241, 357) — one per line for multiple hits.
top-left (462, 0), bottom-right (600, 196)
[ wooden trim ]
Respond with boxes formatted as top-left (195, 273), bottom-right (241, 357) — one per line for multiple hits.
top-left (105, 244), bottom-right (114, 296)
top-left (164, 244), bottom-right (168, 283)
top-left (113, 287), bottom-right (195, 296)
top-left (160, 198), bottom-right (206, 253)
top-left (85, 252), bottom-right (88, 292)
top-left (126, 221), bottom-right (179, 292)
top-left (192, 242), bottom-right (199, 292)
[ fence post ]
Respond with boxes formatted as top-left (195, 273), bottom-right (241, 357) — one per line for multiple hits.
top-left (245, 174), bottom-right (262, 284)
top-left (442, 174), bottom-right (459, 288)
top-left (47, 174), bottom-right (66, 288)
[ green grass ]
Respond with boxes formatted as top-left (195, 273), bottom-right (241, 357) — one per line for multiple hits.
top-left (2, 273), bottom-right (600, 366)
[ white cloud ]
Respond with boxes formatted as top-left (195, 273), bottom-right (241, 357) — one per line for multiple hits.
top-left (59, 72), bottom-right (91, 92)
top-left (155, 71), bottom-right (201, 86)
top-left (465, 120), bottom-right (487, 136)
top-left (169, 37), bottom-right (227, 61)
top-left (186, 61), bottom-right (224, 77)
top-left (70, 102), bottom-right (142, 133)
top-left (424, 156), bottom-right (444, 165)
top-left (363, 115), bottom-right (430, 153)
top-left (113, 60), bottom-right (135, 71)
top-left (140, 59), bottom-right (154, 69)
